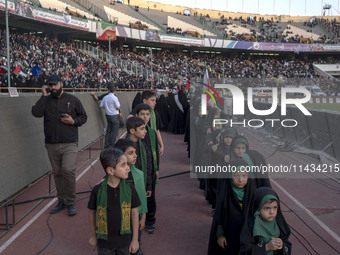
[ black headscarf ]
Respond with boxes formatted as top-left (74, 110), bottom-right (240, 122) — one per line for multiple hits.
top-left (242, 150), bottom-right (272, 188)
top-left (219, 128), bottom-right (238, 157)
top-left (239, 187), bottom-right (291, 255)
top-left (230, 136), bottom-right (271, 188)
top-left (208, 158), bottom-right (256, 255)
top-left (230, 135), bottom-right (249, 162)
top-left (132, 92), bottom-right (142, 110)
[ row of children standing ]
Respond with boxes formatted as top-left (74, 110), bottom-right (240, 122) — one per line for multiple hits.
top-left (88, 90), bottom-right (163, 255)
top-left (190, 93), bottom-right (292, 255)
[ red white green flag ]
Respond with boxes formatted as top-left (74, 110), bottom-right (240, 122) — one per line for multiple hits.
top-left (13, 65), bottom-right (27, 78)
top-left (96, 21), bottom-right (116, 40)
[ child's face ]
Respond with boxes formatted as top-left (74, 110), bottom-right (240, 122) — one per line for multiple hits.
top-left (232, 170), bottom-right (248, 188)
top-left (224, 136), bottom-right (233, 145)
top-left (260, 200), bottom-right (278, 221)
top-left (113, 155), bottom-right (130, 179)
top-left (133, 124), bottom-right (147, 139)
top-left (137, 110), bottom-right (151, 124)
top-left (143, 96), bottom-right (156, 110)
top-left (234, 143), bottom-right (247, 157)
top-left (214, 123), bottom-right (222, 131)
top-left (125, 146), bottom-right (137, 165)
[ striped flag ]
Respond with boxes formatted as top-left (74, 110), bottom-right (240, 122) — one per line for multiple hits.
top-left (23, 60), bottom-right (30, 68)
top-left (203, 63), bottom-right (214, 106)
top-left (13, 65), bottom-right (27, 78)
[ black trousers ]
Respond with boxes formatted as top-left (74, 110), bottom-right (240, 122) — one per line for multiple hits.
top-left (145, 176), bottom-right (156, 226)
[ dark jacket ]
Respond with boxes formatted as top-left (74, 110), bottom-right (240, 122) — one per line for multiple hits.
top-left (32, 92), bottom-right (87, 143)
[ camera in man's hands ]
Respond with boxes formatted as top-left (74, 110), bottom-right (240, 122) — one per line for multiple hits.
top-left (60, 113), bottom-right (68, 118)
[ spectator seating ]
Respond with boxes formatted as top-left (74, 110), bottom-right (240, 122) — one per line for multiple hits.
top-left (167, 16), bottom-right (215, 37)
top-left (39, 0), bottom-right (96, 19)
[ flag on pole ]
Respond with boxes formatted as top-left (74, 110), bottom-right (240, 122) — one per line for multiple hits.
top-left (202, 63), bottom-right (223, 108)
top-left (203, 63), bottom-right (214, 106)
top-left (13, 65), bottom-right (27, 78)
top-left (31, 65), bottom-right (41, 78)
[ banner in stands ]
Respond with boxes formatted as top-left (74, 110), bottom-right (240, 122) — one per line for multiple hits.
top-left (96, 21), bottom-right (116, 40)
top-left (0, 0), bottom-right (15, 12)
top-left (204, 38), bottom-right (340, 53)
top-left (0, 0), bottom-right (90, 31)
top-left (159, 35), bottom-right (204, 46)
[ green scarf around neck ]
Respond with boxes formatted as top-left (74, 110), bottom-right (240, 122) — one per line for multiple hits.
top-left (231, 181), bottom-right (245, 202)
top-left (149, 109), bottom-right (157, 131)
top-left (147, 125), bottom-right (158, 172)
top-left (138, 139), bottom-right (148, 187)
top-left (130, 165), bottom-right (148, 214)
top-left (253, 194), bottom-right (280, 255)
top-left (231, 166), bottom-right (247, 202)
top-left (96, 177), bottom-right (132, 240)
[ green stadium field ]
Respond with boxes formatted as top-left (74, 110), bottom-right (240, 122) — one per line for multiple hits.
top-left (304, 103), bottom-right (340, 112)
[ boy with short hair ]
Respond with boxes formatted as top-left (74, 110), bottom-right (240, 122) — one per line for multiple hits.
top-left (125, 117), bottom-right (153, 197)
top-left (129, 90), bottom-right (164, 156)
top-left (135, 103), bottom-right (159, 234)
top-left (114, 139), bottom-right (148, 255)
top-left (142, 90), bottom-right (164, 156)
top-left (88, 148), bottom-right (140, 255)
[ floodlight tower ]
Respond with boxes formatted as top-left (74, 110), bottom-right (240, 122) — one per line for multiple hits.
top-left (323, 3), bottom-right (332, 16)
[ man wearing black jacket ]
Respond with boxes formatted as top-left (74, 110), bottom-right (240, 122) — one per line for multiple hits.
top-left (32, 74), bottom-right (87, 216)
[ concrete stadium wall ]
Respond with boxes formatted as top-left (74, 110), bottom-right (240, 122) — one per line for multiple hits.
top-left (0, 91), bottom-right (138, 202)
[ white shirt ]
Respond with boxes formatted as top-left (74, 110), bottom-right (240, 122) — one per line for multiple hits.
top-left (100, 93), bottom-right (120, 116)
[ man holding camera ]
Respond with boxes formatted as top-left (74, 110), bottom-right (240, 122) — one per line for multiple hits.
top-left (32, 74), bottom-right (87, 216)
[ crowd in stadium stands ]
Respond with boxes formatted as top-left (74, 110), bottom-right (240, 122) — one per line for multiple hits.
top-left (317, 18), bottom-right (340, 40)
top-left (0, 28), bottom-right (339, 95)
top-left (210, 15), bottom-right (337, 44)
top-left (0, 29), bottom-right (150, 90)
top-left (166, 27), bottom-right (184, 36)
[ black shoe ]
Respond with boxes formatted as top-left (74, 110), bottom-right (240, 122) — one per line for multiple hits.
top-left (67, 204), bottom-right (77, 216)
top-left (50, 202), bottom-right (66, 214)
top-left (145, 224), bottom-right (155, 234)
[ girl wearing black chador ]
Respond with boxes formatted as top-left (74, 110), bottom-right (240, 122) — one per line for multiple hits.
top-left (207, 159), bottom-right (256, 255)
top-left (239, 187), bottom-right (291, 255)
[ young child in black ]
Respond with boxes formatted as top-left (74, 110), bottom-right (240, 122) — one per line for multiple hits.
top-left (240, 187), bottom-right (291, 255)
top-left (88, 148), bottom-right (140, 255)
top-left (135, 103), bottom-right (159, 234)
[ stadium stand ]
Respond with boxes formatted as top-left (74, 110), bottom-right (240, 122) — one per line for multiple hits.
top-left (137, 7), bottom-right (169, 32)
top-left (282, 24), bottom-right (321, 42)
top-left (1, 0), bottom-right (340, 96)
top-left (1, 25), bottom-right (340, 96)
top-left (86, 0), bottom-right (159, 30)
top-left (167, 16), bottom-right (215, 37)
top-left (39, 0), bottom-right (96, 19)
